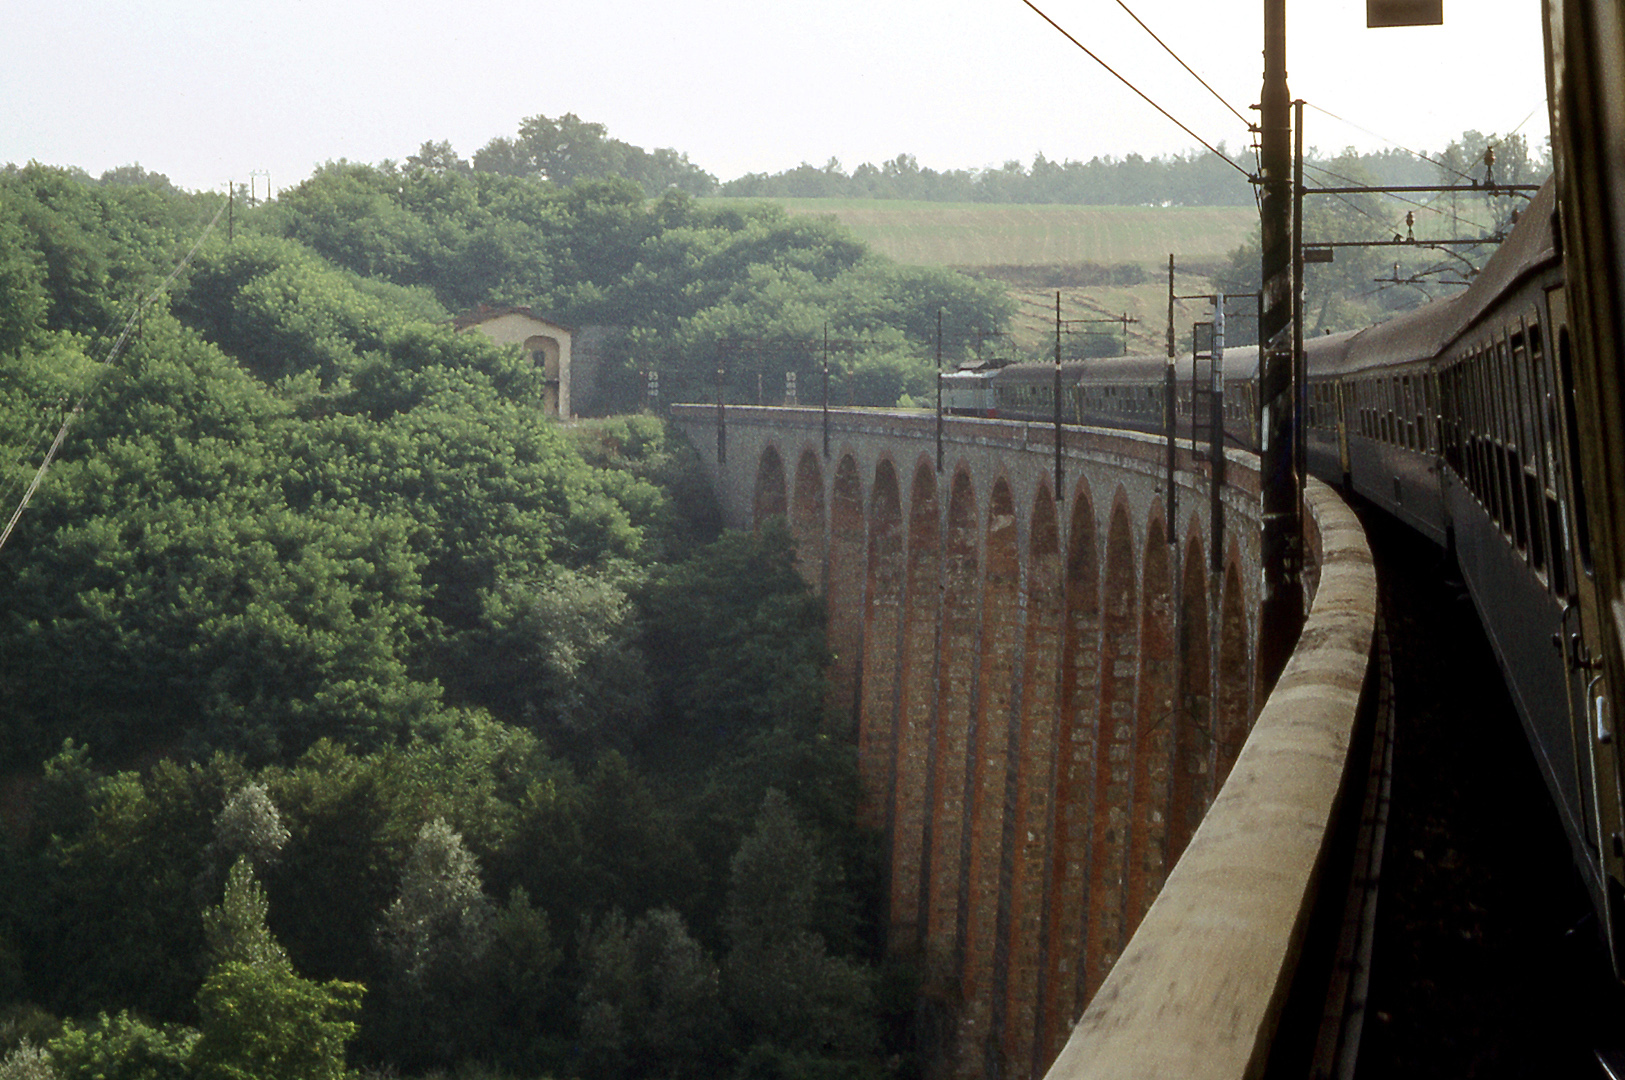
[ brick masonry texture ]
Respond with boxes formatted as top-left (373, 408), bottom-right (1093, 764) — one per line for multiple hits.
top-left (672, 407), bottom-right (1264, 1080)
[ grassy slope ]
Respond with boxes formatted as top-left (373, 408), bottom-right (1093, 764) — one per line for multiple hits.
top-left (703, 198), bottom-right (1259, 357)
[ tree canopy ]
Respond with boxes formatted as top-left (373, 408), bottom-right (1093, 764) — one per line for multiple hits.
top-left (0, 158), bottom-right (916, 1079)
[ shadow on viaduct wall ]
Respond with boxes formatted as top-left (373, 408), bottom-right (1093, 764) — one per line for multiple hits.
top-left (672, 405), bottom-right (1272, 1080)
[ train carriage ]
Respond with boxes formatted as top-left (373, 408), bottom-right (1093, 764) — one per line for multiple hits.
top-left (946, 174), bottom-right (1625, 973)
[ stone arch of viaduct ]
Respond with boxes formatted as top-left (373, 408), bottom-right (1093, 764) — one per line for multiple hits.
top-left (673, 406), bottom-right (1266, 1080)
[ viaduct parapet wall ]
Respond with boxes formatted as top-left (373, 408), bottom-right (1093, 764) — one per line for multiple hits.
top-left (671, 405), bottom-right (1268, 1079)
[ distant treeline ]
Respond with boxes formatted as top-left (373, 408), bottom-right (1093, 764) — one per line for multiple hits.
top-left (404, 113), bottom-right (1550, 209)
top-left (714, 131), bottom-right (1550, 206)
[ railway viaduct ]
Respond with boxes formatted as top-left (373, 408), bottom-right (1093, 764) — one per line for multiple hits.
top-left (670, 404), bottom-right (1375, 1080)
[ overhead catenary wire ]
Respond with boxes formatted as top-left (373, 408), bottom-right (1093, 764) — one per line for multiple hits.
top-left (1106, 0), bottom-right (1254, 131)
top-left (1302, 157), bottom-right (1490, 244)
top-left (1302, 100), bottom-right (1548, 189)
top-left (1106, 0), bottom-right (1264, 190)
top-left (1304, 161), bottom-right (1445, 217)
top-left (1301, 159), bottom-right (1507, 254)
top-left (1018, 0), bottom-right (1255, 183)
top-left (0, 196), bottom-right (230, 557)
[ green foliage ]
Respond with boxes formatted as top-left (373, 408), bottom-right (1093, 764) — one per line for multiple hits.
top-left (255, 742), bottom-right (406, 985)
top-left (0, 314), bottom-right (453, 764)
top-left (477, 887), bottom-right (564, 1070)
top-left (193, 859), bottom-right (363, 1080)
top-left (472, 113), bottom-right (718, 197)
top-left (565, 416), bottom-right (723, 559)
top-left (207, 784), bottom-right (290, 874)
top-left (174, 232), bottom-right (435, 386)
top-left (379, 818), bottom-right (493, 991)
top-left (370, 816), bottom-right (496, 1067)
top-left (577, 908), bottom-right (723, 1080)
top-left (0, 213), bottom-right (50, 357)
top-left (0, 163), bottom-right (199, 338)
top-left (264, 164), bottom-right (560, 312)
top-left (47, 1013), bottom-right (196, 1080)
top-left (716, 135), bottom-right (1551, 207)
top-left (475, 567), bottom-right (652, 755)
top-left (192, 963), bottom-right (362, 1080)
top-left (0, 159), bottom-right (913, 1080)
top-left (259, 160), bottom-right (1008, 412)
top-left (641, 521), bottom-right (830, 756)
top-left (18, 754), bottom-right (235, 1020)
top-left (203, 859), bottom-right (288, 970)
top-left (835, 348), bottom-right (934, 408)
top-left (0, 1006), bottom-right (61, 1059)
top-left (0, 1040), bottom-right (56, 1080)
top-left (1, 194), bottom-right (706, 762)
top-left (722, 791), bottom-right (878, 1065)
top-left (573, 754), bottom-right (703, 924)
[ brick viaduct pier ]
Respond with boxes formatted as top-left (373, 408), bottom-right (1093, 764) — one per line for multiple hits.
top-left (671, 405), bottom-right (1376, 1080)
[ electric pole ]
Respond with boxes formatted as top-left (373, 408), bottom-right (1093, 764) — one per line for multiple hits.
top-left (1257, 0), bottom-right (1303, 690)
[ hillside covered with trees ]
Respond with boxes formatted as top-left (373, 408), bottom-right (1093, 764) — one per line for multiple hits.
top-left (0, 155), bottom-right (1001, 1080)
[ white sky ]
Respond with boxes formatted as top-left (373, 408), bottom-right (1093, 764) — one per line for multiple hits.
top-left (0, 0), bottom-right (1549, 196)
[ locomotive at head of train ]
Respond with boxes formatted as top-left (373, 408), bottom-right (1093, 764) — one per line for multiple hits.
top-left (944, 178), bottom-right (1625, 977)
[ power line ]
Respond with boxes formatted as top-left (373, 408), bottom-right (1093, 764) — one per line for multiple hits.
top-left (1303, 102), bottom-right (1479, 184)
top-left (1303, 161), bottom-right (1476, 242)
top-left (1019, 0), bottom-right (1255, 183)
top-left (0, 406), bottom-right (61, 520)
top-left (1300, 164), bottom-right (1415, 238)
top-left (1304, 161), bottom-right (1445, 215)
top-left (1108, 0), bottom-right (1253, 130)
top-left (0, 197), bottom-right (229, 557)
top-left (1106, 0), bottom-right (1263, 189)
top-left (1301, 160), bottom-right (1509, 245)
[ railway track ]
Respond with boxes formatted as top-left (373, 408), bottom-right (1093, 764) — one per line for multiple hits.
top-left (1352, 506), bottom-right (1614, 1078)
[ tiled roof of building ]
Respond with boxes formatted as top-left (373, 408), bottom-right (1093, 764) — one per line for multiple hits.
top-left (452, 304), bottom-right (575, 333)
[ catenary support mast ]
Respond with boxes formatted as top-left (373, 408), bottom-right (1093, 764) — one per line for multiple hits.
top-left (1257, 0), bottom-right (1304, 689)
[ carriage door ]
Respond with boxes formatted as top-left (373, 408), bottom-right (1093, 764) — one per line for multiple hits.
top-left (1335, 380), bottom-right (1352, 485)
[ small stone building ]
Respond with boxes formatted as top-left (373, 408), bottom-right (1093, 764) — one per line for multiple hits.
top-left (453, 306), bottom-right (573, 418)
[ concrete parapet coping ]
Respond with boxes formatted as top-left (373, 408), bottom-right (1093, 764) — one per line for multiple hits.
top-left (1042, 478), bottom-right (1376, 1080)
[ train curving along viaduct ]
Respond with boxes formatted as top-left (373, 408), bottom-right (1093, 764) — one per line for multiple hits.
top-left (670, 404), bottom-right (1376, 1080)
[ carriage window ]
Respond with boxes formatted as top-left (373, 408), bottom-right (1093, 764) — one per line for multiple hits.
top-left (1473, 350), bottom-right (1502, 524)
top-left (1476, 352), bottom-right (1494, 511)
top-left (1424, 374), bottom-right (1435, 453)
top-left (1556, 322), bottom-right (1594, 577)
top-left (1492, 337), bottom-right (1529, 550)
top-left (1402, 375), bottom-right (1416, 450)
top-left (1512, 321), bottom-right (1549, 575)
top-left (1503, 337), bottom-right (1532, 553)
top-left (1511, 329), bottom-right (1535, 452)
top-left (1441, 365), bottom-right (1460, 472)
top-left (1453, 362), bottom-right (1472, 489)
top-left (1530, 319), bottom-right (1569, 596)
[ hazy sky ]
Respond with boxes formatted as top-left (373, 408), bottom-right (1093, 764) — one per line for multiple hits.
top-left (1, 0), bottom-right (1549, 195)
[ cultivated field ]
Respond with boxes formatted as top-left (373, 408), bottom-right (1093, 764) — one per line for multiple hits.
top-left (703, 198), bottom-right (1259, 358)
top-left (734, 199), bottom-right (1257, 270)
